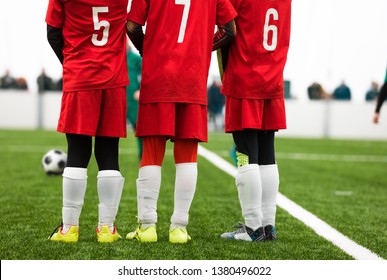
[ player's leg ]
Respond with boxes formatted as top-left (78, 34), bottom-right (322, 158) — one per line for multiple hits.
top-left (50, 133), bottom-right (91, 242)
top-left (93, 87), bottom-right (127, 242)
top-left (169, 139), bottom-right (198, 243)
top-left (51, 89), bottom-right (113, 242)
top-left (258, 98), bottom-right (286, 240)
top-left (51, 89), bottom-right (101, 242)
top-left (126, 136), bottom-right (166, 242)
top-left (128, 102), bottom-right (177, 242)
top-left (221, 97), bottom-right (265, 241)
top-left (220, 129), bottom-right (264, 241)
top-left (63, 133), bottom-right (91, 230)
top-left (168, 103), bottom-right (207, 243)
top-left (257, 130), bottom-right (278, 240)
top-left (138, 136), bottom-right (166, 231)
top-left (94, 136), bottom-right (124, 242)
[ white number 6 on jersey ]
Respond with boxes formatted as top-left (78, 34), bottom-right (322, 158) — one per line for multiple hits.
top-left (263, 8), bottom-right (278, 51)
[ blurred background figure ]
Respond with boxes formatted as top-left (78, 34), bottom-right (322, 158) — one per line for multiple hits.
top-left (15, 77), bottom-right (28, 90)
top-left (284, 80), bottom-right (292, 99)
top-left (332, 80), bottom-right (351, 100)
top-left (307, 82), bottom-right (328, 100)
top-left (365, 81), bottom-right (379, 102)
top-left (0, 69), bottom-right (28, 90)
top-left (0, 69), bottom-right (18, 89)
top-left (37, 68), bottom-right (54, 93)
top-left (373, 67), bottom-right (387, 124)
top-left (207, 79), bottom-right (225, 131)
top-left (126, 44), bottom-right (143, 161)
top-left (54, 77), bottom-right (63, 91)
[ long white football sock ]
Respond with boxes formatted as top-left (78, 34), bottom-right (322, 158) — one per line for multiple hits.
top-left (170, 163), bottom-right (197, 230)
top-left (236, 164), bottom-right (262, 230)
top-left (97, 170), bottom-right (125, 231)
top-left (136, 165), bottom-right (161, 227)
top-left (62, 167), bottom-right (87, 233)
top-left (260, 164), bottom-right (279, 227)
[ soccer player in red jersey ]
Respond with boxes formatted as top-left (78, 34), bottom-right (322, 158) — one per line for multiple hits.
top-left (125, 0), bottom-right (237, 243)
top-left (219, 0), bottom-right (292, 242)
top-left (45, 0), bottom-right (129, 243)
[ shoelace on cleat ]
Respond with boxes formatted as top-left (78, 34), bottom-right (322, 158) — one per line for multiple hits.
top-left (231, 222), bottom-right (265, 241)
top-left (231, 222), bottom-right (246, 234)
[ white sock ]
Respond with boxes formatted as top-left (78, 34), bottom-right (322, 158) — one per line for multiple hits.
top-left (236, 164), bottom-right (262, 230)
top-left (97, 170), bottom-right (125, 231)
top-left (170, 163), bottom-right (197, 230)
top-left (62, 167), bottom-right (87, 233)
top-left (260, 164), bottom-right (279, 227)
top-left (136, 165), bottom-right (161, 226)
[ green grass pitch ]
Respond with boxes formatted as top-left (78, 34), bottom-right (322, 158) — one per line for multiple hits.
top-left (0, 129), bottom-right (386, 260)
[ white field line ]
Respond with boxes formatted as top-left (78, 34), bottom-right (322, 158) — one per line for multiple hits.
top-left (216, 150), bottom-right (387, 163)
top-left (198, 145), bottom-right (384, 260)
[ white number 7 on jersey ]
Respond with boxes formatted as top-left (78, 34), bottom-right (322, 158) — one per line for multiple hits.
top-left (175, 0), bottom-right (191, 43)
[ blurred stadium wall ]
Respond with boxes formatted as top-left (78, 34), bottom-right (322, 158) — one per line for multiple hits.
top-left (1, 89), bottom-right (387, 140)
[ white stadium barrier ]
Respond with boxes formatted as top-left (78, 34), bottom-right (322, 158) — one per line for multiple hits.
top-left (1, 90), bottom-right (387, 140)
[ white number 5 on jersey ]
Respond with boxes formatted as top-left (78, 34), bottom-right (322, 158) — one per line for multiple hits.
top-left (92, 7), bottom-right (110, 46)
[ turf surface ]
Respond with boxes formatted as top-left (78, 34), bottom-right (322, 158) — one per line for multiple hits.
top-left (0, 130), bottom-right (386, 260)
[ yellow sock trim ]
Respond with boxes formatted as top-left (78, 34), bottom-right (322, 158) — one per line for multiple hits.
top-left (236, 151), bottom-right (249, 167)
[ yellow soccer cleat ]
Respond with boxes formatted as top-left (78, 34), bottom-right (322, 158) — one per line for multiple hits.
top-left (49, 225), bottom-right (79, 243)
top-left (126, 225), bottom-right (157, 243)
top-left (96, 225), bottom-right (122, 243)
top-left (169, 227), bottom-right (191, 244)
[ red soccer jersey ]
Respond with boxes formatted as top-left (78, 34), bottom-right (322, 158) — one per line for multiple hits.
top-left (128, 0), bottom-right (237, 105)
top-left (45, 0), bottom-right (129, 92)
top-left (221, 0), bottom-right (291, 99)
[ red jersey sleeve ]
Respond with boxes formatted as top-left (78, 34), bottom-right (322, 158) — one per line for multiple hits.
top-left (216, 0), bottom-right (238, 26)
top-left (127, 0), bottom-right (148, 25)
top-left (45, 0), bottom-right (64, 28)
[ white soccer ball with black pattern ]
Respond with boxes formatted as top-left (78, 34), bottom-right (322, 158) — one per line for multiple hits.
top-left (42, 149), bottom-right (67, 175)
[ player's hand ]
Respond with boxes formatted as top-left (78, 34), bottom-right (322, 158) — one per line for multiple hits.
top-left (213, 27), bottom-right (225, 42)
top-left (373, 112), bottom-right (380, 124)
top-left (134, 90), bottom-right (140, 101)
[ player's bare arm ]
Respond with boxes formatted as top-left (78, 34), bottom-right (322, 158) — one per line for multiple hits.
top-left (47, 24), bottom-right (64, 64)
top-left (373, 82), bottom-right (387, 124)
top-left (126, 20), bottom-right (144, 56)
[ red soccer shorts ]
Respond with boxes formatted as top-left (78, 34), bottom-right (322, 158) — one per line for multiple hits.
top-left (57, 87), bottom-right (127, 137)
top-left (136, 103), bottom-right (208, 142)
top-left (225, 96), bottom-right (286, 132)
